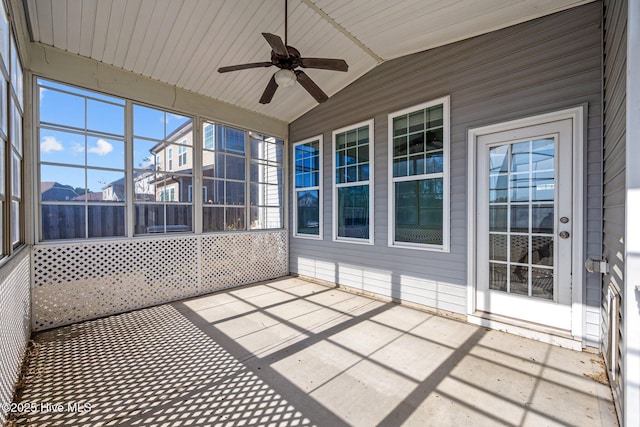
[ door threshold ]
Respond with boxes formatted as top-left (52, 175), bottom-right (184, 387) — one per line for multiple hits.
top-left (468, 312), bottom-right (582, 351)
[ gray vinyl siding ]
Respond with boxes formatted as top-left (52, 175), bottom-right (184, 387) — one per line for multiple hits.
top-left (289, 3), bottom-right (603, 339)
top-left (602, 0), bottom-right (626, 419)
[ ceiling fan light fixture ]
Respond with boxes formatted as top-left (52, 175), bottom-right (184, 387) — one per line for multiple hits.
top-left (274, 69), bottom-right (296, 87)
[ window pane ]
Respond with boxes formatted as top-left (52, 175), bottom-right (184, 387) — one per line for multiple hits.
top-left (10, 200), bottom-right (19, 245)
top-left (226, 155), bottom-right (245, 180)
top-left (0, 2), bottom-right (8, 73)
top-left (133, 105), bottom-right (165, 139)
top-left (250, 135), bottom-right (283, 163)
top-left (250, 163), bottom-right (281, 184)
top-left (134, 138), bottom-right (161, 171)
top-left (250, 183), bottom-right (282, 207)
top-left (41, 205), bottom-right (85, 240)
top-left (0, 75), bottom-right (6, 137)
top-left (297, 190), bottom-right (319, 235)
top-left (88, 169), bottom-right (125, 202)
top-left (295, 141), bottom-right (320, 189)
top-left (87, 99), bottom-right (124, 136)
top-left (226, 181), bottom-right (245, 205)
top-left (86, 136), bottom-right (125, 169)
top-left (165, 113), bottom-right (190, 138)
top-left (203, 206), bottom-right (224, 232)
top-left (203, 152), bottom-right (224, 178)
top-left (39, 128), bottom-right (85, 166)
top-left (88, 205), bottom-right (125, 238)
top-left (10, 39), bottom-right (22, 106)
top-left (337, 185), bottom-right (369, 239)
top-left (250, 206), bottom-right (282, 229)
top-left (11, 101), bottom-right (21, 154)
top-left (134, 170), bottom-right (159, 201)
top-left (11, 151), bottom-right (20, 197)
top-left (0, 141), bottom-right (4, 197)
top-left (163, 176), bottom-right (192, 203)
top-left (225, 207), bottom-right (245, 231)
top-left (134, 204), bottom-right (164, 234)
top-left (40, 165), bottom-right (85, 202)
top-left (40, 88), bottom-right (85, 129)
top-left (395, 178), bottom-right (443, 245)
top-left (203, 178), bottom-right (224, 205)
top-left (225, 127), bottom-right (245, 153)
top-left (166, 204), bottom-right (192, 232)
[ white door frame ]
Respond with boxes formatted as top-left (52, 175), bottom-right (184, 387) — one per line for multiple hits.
top-left (467, 106), bottom-right (585, 345)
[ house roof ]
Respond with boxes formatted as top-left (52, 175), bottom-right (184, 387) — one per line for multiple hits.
top-left (25, 0), bottom-right (594, 123)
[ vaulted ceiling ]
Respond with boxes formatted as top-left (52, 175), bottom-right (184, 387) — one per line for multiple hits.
top-left (25, 0), bottom-right (594, 122)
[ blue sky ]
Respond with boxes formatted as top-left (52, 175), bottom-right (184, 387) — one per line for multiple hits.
top-left (38, 79), bottom-right (190, 193)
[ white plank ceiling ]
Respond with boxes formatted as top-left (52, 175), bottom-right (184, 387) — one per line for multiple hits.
top-left (25, 0), bottom-right (594, 122)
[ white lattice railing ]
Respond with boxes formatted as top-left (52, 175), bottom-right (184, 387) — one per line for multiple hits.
top-left (31, 231), bottom-right (288, 331)
top-left (0, 249), bottom-right (30, 425)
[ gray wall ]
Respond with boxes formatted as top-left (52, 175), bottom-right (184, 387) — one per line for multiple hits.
top-left (602, 0), bottom-right (626, 420)
top-left (0, 249), bottom-right (31, 424)
top-left (289, 3), bottom-right (603, 344)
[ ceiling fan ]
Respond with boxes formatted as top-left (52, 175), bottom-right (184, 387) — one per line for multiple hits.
top-left (217, 0), bottom-right (348, 104)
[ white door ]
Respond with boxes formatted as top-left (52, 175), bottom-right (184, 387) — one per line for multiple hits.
top-left (476, 118), bottom-right (573, 330)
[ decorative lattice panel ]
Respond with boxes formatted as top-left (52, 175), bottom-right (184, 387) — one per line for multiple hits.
top-left (201, 231), bottom-right (288, 293)
top-left (32, 237), bottom-right (199, 330)
top-left (0, 250), bottom-right (30, 425)
top-left (32, 231), bottom-right (288, 331)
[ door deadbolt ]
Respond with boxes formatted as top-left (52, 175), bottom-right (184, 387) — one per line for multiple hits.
top-left (559, 231), bottom-right (570, 239)
top-left (560, 217), bottom-right (569, 224)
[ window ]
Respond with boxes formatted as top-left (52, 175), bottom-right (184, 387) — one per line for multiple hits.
top-left (333, 120), bottom-right (373, 243)
top-left (38, 79), bottom-right (126, 240)
top-left (133, 105), bottom-right (193, 234)
top-left (203, 123), bottom-right (214, 149)
top-left (178, 139), bottom-right (187, 167)
top-left (388, 97), bottom-right (449, 251)
top-left (202, 122), bottom-right (247, 231)
top-left (188, 185), bottom-right (207, 203)
top-left (250, 132), bottom-right (284, 229)
top-left (36, 79), bottom-right (283, 241)
top-left (293, 136), bottom-right (322, 238)
top-left (0, 4), bottom-right (23, 256)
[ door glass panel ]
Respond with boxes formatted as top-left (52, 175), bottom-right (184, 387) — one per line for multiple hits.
top-left (489, 263), bottom-right (507, 291)
top-left (489, 234), bottom-right (507, 261)
top-left (488, 137), bottom-right (556, 300)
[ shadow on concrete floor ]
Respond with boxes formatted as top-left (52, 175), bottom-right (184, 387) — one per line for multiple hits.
top-left (10, 277), bottom-right (618, 426)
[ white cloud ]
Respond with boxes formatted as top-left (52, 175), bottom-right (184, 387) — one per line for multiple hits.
top-left (88, 139), bottom-right (113, 156)
top-left (40, 136), bottom-right (63, 153)
top-left (72, 143), bottom-right (85, 154)
top-left (39, 87), bottom-right (48, 101)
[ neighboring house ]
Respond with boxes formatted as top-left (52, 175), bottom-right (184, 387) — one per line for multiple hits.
top-left (102, 177), bottom-right (125, 201)
top-left (40, 182), bottom-right (79, 201)
top-left (73, 192), bottom-right (103, 202)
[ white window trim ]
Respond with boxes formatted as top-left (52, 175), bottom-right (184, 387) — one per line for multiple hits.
top-left (293, 135), bottom-right (323, 240)
top-left (387, 95), bottom-right (450, 252)
top-left (332, 119), bottom-right (374, 245)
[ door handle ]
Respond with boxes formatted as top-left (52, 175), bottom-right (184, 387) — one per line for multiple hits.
top-left (559, 231), bottom-right (570, 239)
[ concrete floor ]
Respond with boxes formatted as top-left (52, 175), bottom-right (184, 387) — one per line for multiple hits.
top-left (11, 277), bottom-right (617, 426)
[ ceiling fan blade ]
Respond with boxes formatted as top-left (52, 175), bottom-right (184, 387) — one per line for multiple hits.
top-left (259, 74), bottom-right (278, 104)
top-left (262, 33), bottom-right (289, 58)
top-left (299, 58), bottom-right (348, 72)
top-left (218, 62), bottom-right (273, 73)
top-left (295, 70), bottom-right (328, 103)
